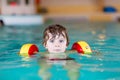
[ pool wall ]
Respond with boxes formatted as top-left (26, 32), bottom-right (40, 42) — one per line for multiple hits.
top-left (0, 15), bottom-right (44, 26)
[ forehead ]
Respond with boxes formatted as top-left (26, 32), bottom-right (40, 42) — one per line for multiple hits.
top-left (48, 32), bottom-right (66, 39)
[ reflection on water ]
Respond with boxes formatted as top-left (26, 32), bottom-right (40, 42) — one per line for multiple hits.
top-left (38, 53), bottom-right (81, 80)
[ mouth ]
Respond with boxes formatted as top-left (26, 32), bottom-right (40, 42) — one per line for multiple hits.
top-left (54, 49), bottom-right (61, 52)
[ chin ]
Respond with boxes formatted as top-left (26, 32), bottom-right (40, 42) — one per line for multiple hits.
top-left (50, 51), bottom-right (64, 54)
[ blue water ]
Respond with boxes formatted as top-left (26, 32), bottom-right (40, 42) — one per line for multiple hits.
top-left (0, 22), bottom-right (120, 80)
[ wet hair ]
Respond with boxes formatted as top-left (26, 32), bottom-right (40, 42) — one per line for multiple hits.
top-left (43, 24), bottom-right (69, 46)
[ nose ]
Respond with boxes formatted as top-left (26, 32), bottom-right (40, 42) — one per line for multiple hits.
top-left (55, 44), bottom-right (60, 47)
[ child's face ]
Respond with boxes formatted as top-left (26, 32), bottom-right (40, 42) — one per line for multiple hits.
top-left (45, 33), bottom-right (67, 53)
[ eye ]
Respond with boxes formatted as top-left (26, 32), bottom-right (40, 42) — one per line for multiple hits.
top-left (49, 39), bottom-right (54, 43)
top-left (59, 40), bottom-right (64, 43)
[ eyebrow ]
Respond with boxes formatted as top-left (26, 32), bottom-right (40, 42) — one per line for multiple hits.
top-left (59, 37), bottom-right (66, 40)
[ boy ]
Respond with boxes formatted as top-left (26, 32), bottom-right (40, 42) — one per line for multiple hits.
top-left (43, 24), bottom-right (69, 54)
top-left (38, 24), bottom-right (80, 80)
top-left (42, 24), bottom-right (69, 60)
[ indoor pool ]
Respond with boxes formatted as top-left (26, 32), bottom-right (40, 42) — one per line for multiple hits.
top-left (0, 22), bottom-right (120, 80)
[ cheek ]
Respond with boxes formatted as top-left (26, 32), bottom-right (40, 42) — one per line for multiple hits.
top-left (63, 45), bottom-right (67, 49)
top-left (61, 42), bottom-right (67, 48)
top-left (63, 41), bottom-right (67, 46)
top-left (45, 41), bottom-right (52, 48)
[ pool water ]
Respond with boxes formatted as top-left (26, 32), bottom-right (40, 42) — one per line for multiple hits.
top-left (0, 22), bottom-right (120, 80)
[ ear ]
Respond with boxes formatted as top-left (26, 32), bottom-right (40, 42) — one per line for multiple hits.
top-left (66, 43), bottom-right (69, 48)
top-left (43, 43), bottom-right (48, 49)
